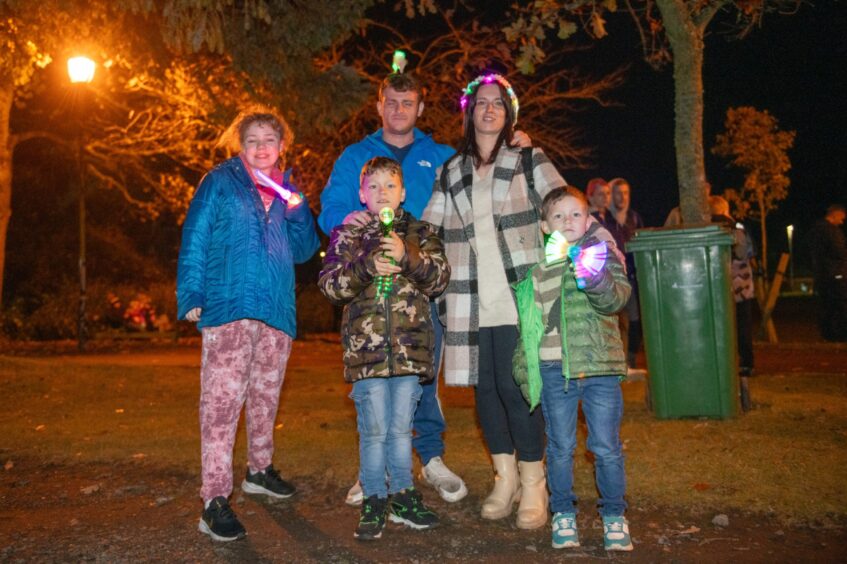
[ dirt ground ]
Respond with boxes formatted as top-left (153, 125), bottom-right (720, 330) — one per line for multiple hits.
top-left (2, 300), bottom-right (847, 562)
top-left (3, 453), bottom-right (845, 563)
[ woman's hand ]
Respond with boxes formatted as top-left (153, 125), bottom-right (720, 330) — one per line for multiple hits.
top-left (185, 307), bottom-right (202, 322)
top-left (343, 210), bottom-right (372, 227)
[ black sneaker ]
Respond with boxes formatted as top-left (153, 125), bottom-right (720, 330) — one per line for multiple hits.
top-left (241, 465), bottom-right (296, 499)
top-left (354, 495), bottom-right (388, 541)
top-left (198, 496), bottom-right (246, 542)
top-left (388, 488), bottom-right (439, 530)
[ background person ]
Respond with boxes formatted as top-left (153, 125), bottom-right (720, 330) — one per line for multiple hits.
top-left (607, 178), bottom-right (645, 369)
top-left (808, 204), bottom-right (847, 342)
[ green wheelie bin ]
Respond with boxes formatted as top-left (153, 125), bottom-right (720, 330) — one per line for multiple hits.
top-left (626, 225), bottom-right (739, 419)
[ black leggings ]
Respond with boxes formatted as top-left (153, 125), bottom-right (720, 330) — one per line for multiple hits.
top-left (475, 325), bottom-right (545, 462)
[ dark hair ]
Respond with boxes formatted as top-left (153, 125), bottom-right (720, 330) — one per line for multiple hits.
top-left (541, 186), bottom-right (588, 221)
top-left (360, 156), bottom-right (404, 186)
top-left (453, 80), bottom-right (516, 168)
top-left (586, 178), bottom-right (607, 198)
top-left (379, 73), bottom-right (423, 101)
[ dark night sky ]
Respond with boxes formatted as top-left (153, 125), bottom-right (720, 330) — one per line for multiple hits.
top-left (563, 1), bottom-right (847, 269)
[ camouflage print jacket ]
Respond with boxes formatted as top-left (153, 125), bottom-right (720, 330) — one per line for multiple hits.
top-left (318, 209), bottom-right (450, 383)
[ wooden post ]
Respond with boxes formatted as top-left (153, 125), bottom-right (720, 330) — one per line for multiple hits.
top-left (757, 253), bottom-right (790, 343)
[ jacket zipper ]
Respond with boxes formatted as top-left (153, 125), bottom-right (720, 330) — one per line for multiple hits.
top-left (385, 273), bottom-right (394, 375)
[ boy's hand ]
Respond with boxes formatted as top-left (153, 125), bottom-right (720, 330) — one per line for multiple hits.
top-left (185, 307), bottom-right (202, 322)
top-left (380, 232), bottom-right (406, 262)
top-left (374, 254), bottom-right (402, 276)
top-left (343, 210), bottom-right (371, 227)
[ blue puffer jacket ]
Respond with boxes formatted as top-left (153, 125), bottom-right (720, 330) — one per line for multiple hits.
top-left (317, 128), bottom-right (455, 235)
top-left (177, 156), bottom-right (320, 336)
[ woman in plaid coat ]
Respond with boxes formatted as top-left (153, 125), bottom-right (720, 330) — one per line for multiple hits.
top-left (422, 74), bottom-right (567, 530)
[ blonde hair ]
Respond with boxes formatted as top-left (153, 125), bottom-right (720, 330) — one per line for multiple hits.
top-left (218, 105), bottom-right (294, 169)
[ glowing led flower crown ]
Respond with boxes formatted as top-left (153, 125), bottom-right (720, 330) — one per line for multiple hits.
top-left (459, 73), bottom-right (520, 124)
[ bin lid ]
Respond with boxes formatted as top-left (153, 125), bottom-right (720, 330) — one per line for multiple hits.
top-left (626, 224), bottom-right (734, 252)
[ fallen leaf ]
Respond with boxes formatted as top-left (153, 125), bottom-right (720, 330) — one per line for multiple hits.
top-left (115, 408), bottom-right (125, 414)
top-left (81, 484), bottom-right (100, 495)
top-left (35, 425), bottom-right (46, 431)
top-left (693, 482), bottom-right (711, 491)
top-left (275, 423), bottom-right (283, 429)
top-left (4, 460), bottom-right (13, 470)
top-left (679, 526), bottom-right (701, 535)
top-left (131, 453), bottom-right (146, 459)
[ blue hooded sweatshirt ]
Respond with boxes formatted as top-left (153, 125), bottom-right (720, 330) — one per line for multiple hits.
top-left (317, 128), bottom-right (455, 235)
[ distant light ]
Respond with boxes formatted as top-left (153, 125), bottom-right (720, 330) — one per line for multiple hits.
top-left (786, 224), bottom-right (794, 239)
top-left (68, 56), bottom-right (96, 83)
top-left (319, 251), bottom-right (326, 258)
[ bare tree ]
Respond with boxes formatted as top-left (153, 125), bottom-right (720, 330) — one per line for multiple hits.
top-left (296, 4), bottom-right (626, 202)
top-left (712, 106), bottom-right (795, 278)
top-left (502, 0), bottom-right (805, 225)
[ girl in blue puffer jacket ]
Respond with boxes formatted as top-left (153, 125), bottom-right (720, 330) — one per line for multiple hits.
top-left (177, 106), bottom-right (319, 542)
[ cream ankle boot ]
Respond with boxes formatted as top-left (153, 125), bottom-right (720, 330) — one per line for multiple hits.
top-left (516, 460), bottom-right (548, 529)
top-left (481, 453), bottom-right (521, 520)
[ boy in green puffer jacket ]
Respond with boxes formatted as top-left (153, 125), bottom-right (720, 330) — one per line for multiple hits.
top-left (512, 186), bottom-right (634, 552)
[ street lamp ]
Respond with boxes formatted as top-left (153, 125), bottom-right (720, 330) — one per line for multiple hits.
top-left (786, 224), bottom-right (794, 291)
top-left (68, 56), bottom-right (95, 351)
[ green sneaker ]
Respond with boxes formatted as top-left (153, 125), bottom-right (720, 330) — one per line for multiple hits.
top-left (354, 495), bottom-right (388, 541)
top-left (388, 488), bottom-right (439, 530)
top-left (603, 515), bottom-right (633, 551)
top-left (551, 512), bottom-right (580, 548)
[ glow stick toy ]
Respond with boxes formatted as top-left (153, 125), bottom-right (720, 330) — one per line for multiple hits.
top-left (392, 50), bottom-right (407, 73)
top-left (568, 241), bottom-right (608, 289)
top-left (253, 169), bottom-right (302, 207)
top-left (376, 207), bottom-right (396, 299)
top-left (544, 230), bottom-right (571, 265)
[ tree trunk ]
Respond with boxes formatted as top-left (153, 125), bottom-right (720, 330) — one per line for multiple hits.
top-left (0, 85), bottom-right (13, 308)
top-left (656, 0), bottom-right (710, 225)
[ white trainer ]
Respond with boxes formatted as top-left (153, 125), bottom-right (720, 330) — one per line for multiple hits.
top-left (421, 456), bottom-right (468, 502)
top-left (345, 480), bottom-right (363, 506)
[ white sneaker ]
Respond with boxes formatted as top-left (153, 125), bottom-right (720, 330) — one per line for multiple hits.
top-left (421, 456), bottom-right (468, 502)
top-left (345, 480), bottom-right (363, 506)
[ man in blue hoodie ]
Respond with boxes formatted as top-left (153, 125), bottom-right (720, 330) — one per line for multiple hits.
top-left (319, 73), bottom-right (466, 505)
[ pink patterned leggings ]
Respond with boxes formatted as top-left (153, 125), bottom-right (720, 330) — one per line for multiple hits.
top-left (199, 319), bottom-right (292, 501)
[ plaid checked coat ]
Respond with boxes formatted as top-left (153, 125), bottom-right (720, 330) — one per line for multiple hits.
top-left (422, 146), bottom-right (567, 386)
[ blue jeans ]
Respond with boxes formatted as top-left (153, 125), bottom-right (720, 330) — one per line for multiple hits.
top-left (411, 302), bottom-right (446, 465)
top-left (540, 362), bottom-right (627, 516)
top-left (351, 376), bottom-right (422, 498)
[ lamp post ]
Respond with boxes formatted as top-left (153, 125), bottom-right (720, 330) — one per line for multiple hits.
top-left (786, 224), bottom-right (794, 291)
top-left (68, 56), bottom-right (95, 351)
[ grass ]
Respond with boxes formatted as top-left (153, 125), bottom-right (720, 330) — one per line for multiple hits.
top-left (1, 339), bottom-right (845, 525)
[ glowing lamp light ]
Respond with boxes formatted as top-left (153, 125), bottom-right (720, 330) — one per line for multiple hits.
top-left (67, 56), bottom-right (96, 83)
top-left (786, 224), bottom-right (794, 240)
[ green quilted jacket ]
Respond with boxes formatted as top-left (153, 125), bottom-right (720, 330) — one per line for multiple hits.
top-left (512, 225), bottom-right (631, 410)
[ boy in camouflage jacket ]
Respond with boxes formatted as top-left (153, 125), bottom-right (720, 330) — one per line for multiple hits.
top-left (319, 157), bottom-right (449, 541)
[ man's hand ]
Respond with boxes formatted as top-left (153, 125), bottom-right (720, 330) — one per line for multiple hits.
top-left (513, 130), bottom-right (532, 148)
top-left (185, 307), bottom-right (202, 322)
top-left (342, 210), bottom-right (372, 227)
